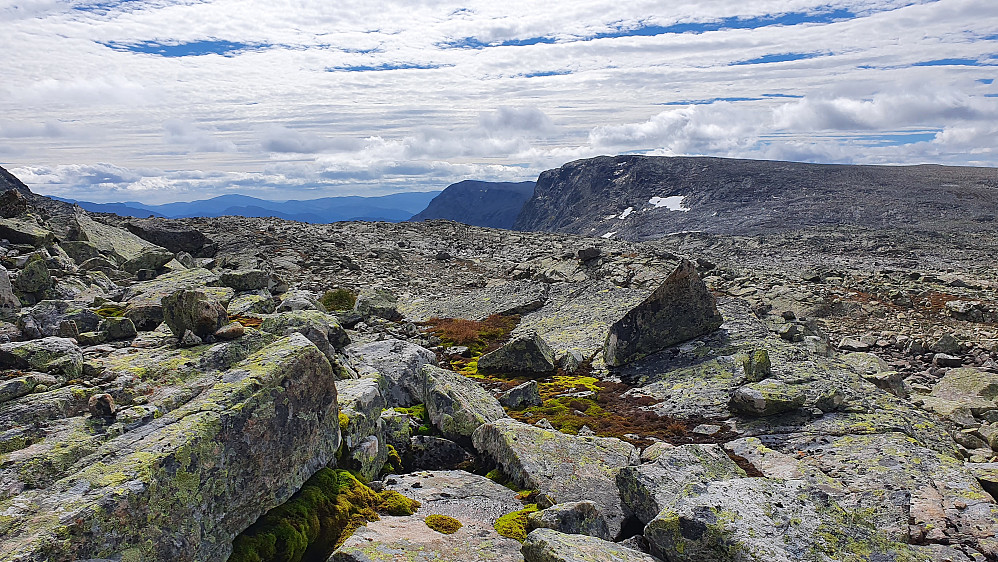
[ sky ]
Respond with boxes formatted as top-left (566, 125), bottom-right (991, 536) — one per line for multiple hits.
top-left (1, 0), bottom-right (996, 204)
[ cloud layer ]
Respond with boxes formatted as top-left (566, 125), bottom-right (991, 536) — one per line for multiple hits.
top-left (1, 0), bottom-right (996, 203)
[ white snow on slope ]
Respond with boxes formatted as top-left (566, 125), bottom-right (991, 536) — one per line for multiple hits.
top-left (619, 206), bottom-right (634, 219)
top-left (649, 195), bottom-right (689, 212)
top-left (601, 231), bottom-right (617, 239)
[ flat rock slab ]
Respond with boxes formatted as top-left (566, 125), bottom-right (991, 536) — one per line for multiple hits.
top-left (522, 528), bottom-right (660, 562)
top-left (472, 418), bottom-right (639, 538)
top-left (399, 279), bottom-right (550, 322)
top-left (332, 470), bottom-right (523, 562)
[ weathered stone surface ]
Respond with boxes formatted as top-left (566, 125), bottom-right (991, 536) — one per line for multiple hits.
top-left (479, 331), bottom-right (556, 375)
top-left (16, 300), bottom-right (101, 338)
top-left (337, 377), bottom-right (388, 481)
top-left (0, 217), bottom-right (54, 247)
top-left (0, 188), bottom-right (28, 218)
top-left (521, 528), bottom-right (659, 562)
top-left (70, 211), bottom-right (166, 265)
top-left (0, 265), bottom-right (21, 319)
top-left (259, 309), bottom-right (349, 363)
top-left (217, 269), bottom-right (284, 292)
top-left (121, 268), bottom-right (231, 331)
top-left (729, 379), bottom-right (806, 417)
top-left (0, 376), bottom-right (38, 404)
top-left (354, 287), bottom-right (402, 321)
top-left (276, 289), bottom-right (324, 312)
top-left (603, 260), bottom-right (723, 367)
top-left (161, 289), bottom-right (228, 339)
top-left (0, 333), bottom-right (341, 562)
top-left (399, 279), bottom-right (550, 322)
top-left (348, 338), bottom-right (436, 406)
top-left (213, 321), bottom-right (244, 341)
top-left (526, 501), bottom-right (612, 541)
top-left (841, 351), bottom-right (890, 374)
top-left (0, 336), bottom-right (83, 378)
top-left (616, 444), bottom-right (746, 525)
top-left (931, 367), bottom-right (998, 403)
top-left (408, 435), bottom-right (473, 470)
top-left (472, 418), bottom-right (639, 538)
top-left (741, 348), bottom-right (771, 382)
top-left (422, 364), bottom-right (507, 441)
top-left (226, 293), bottom-right (277, 316)
top-left (14, 259), bottom-right (51, 293)
top-left (59, 240), bottom-right (101, 264)
top-left (499, 380), bottom-right (543, 409)
top-left (332, 470), bottom-right (524, 562)
top-left (123, 218), bottom-right (216, 257)
top-left (645, 478), bottom-right (931, 562)
top-left (101, 316), bottom-right (137, 340)
top-left (121, 246), bottom-right (174, 274)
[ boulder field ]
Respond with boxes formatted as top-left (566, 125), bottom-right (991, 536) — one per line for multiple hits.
top-left (0, 177), bottom-right (997, 561)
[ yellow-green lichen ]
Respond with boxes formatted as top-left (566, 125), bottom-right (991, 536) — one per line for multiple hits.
top-left (493, 504), bottom-right (539, 542)
top-left (425, 514), bottom-right (463, 534)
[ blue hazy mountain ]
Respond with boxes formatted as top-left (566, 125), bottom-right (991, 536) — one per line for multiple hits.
top-left (53, 191), bottom-right (441, 223)
top-left (409, 180), bottom-right (536, 228)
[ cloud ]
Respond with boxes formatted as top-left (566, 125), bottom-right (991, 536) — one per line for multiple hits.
top-left (3, 0), bottom-right (998, 203)
top-left (164, 120), bottom-right (237, 153)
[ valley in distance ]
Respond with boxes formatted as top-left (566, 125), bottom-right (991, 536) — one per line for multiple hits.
top-left (0, 155), bottom-right (997, 562)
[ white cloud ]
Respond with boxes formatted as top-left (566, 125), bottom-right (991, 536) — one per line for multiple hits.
top-left (2, 0), bottom-right (997, 202)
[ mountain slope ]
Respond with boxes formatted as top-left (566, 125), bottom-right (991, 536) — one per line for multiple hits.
top-left (513, 155), bottom-right (998, 240)
top-left (410, 180), bottom-right (535, 228)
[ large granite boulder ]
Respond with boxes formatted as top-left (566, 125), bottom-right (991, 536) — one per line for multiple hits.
top-left (472, 418), bottom-right (639, 538)
top-left (644, 477), bottom-right (932, 562)
top-left (336, 377), bottom-right (388, 481)
top-left (70, 211), bottom-right (171, 266)
top-left (353, 287), bottom-right (402, 321)
top-left (161, 289), bottom-right (229, 339)
top-left (522, 528), bottom-right (660, 562)
top-left (348, 339), bottom-right (436, 406)
top-left (0, 265), bottom-right (20, 319)
top-left (603, 260), bottom-right (723, 367)
top-left (123, 218), bottom-right (216, 257)
top-left (0, 336), bottom-right (83, 379)
top-left (422, 364), bottom-right (508, 441)
top-left (120, 268), bottom-right (232, 331)
top-left (616, 444), bottom-right (746, 525)
top-left (922, 367), bottom-right (998, 419)
top-left (14, 259), bottom-right (52, 294)
top-left (478, 331), bottom-right (557, 375)
top-left (16, 299), bottom-right (101, 339)
top-left (217, 269), bottom-right (286, 293)
top-left (259, 309), bottom-right (349, 363)
top-left (526, 501), bottom-right (612, 541)
top-left (729, 379), bottom-right (806, 417)
top-left (0, 333), bottom-right (341, 561)
top-left (0, 216), bottom-right (54, 247)
top-left (122, 246), bottom-right (174, 274)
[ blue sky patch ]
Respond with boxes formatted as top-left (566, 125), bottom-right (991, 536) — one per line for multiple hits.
top-left (660, 97), bottom-right (760, 105)
top-left (731, 52), bottom-right (822, 65)
top-left (520, 70), bottom-right (572, 78)
top-left (104, 39), bottom-right (261, 57)
top-left (328, 62), bottom-right (444, 72)
top-left (912, 58), bottom-right (985, 67)
top-left (861, 131), bottom-right (939, 146)
top-left (978, 78), bottom-right (994, 84)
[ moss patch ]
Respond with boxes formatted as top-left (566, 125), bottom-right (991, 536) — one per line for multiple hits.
top-left (228, 468), bottom-right (420, 562)
top-left (493, 504), bottom-right (539, 542)
top-left (424, 514), bottom-right (462, 534)
top-left (320, 289), bottom-right (357, 311)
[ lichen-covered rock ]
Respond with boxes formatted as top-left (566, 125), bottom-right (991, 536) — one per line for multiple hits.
top-left (161, 289), bottom-right (228, 339)
top-left (332, 470), bottom-right (523, 562)
top-left (217, 269), bottom-right (285, 292)
top-left (69, 211), bottom-right (165, 265)
top-left (348, 338), bottom-right (436, 406)
top-left (101, 316), bottom-right (137, 340)
top-left (603, 259), bottom-right (723, 367)
top-left (0, 333), bottom-right (341, 562)
top-left (16, 299), bottom-right (101, 338)
top-left (729, 379), bottom-right (805, 417)
top-left (121, 268), bottom-right (231, 331)
top-left (0, 216), bottom-right (54, 247)
top-left (0, 375), bottom-right (38, 404)
top-left (276, 288), bottom-right (325, 312)
top-left (408, 435), bottom-right (473, 470)
top-left (422, 364), bottom-right (507, 441)
top-left (478, 331), bottom-right (557, 375)
top-left (526, 501), bottom-right (612, 541)
top-left (841, 351), bottom-right (890, 374)
top-left (645, 478), bottom-right (932, 562)
top-left (0, 265), bottom-right (20, 319)
top-left (259, 309), bottom-right (349, 363)
top-left (741, 348), bottom-right (771, 382)
top-left (121, 246), bottom-right (174, 274)
top-left (226, 292), bottom-right (276, 316)
top-left (931, 367), bottom-right (998, 408)
top-left (500, 380), bottom-right (543, 409)
top-left (337, 377), bottom-right (388, 481)
top-left (521, 528), bottom-right (659, 562)
top-left (122, 218), bottom-right (216, 257)
top-left (59, 240), bottom-right (101, 264)
top-left (354, 287), bottom-right (402, 321)
top-left (14, 259), bottom-right (52, 294)
top-left (616, 444), bottom-right (746, 525)
top-left (0, 336), bottom-right (83, 378)
top-left (472, 418), bottom-right (639, 538)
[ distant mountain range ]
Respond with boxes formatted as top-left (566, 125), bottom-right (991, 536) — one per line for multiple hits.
top-left (53, 191), bottom-right (441, 223)
top-left (409, 180), bottom-right (536, 229)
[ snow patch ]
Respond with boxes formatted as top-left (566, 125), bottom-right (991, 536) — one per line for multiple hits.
top-left (601, 231), bottom-right (617, 239)
top-left (619, 206), bottom-right (634, 219)
top-left (649, 195), bottom-right (689, 212)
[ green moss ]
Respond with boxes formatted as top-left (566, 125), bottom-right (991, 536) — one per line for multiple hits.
top-left (384, 444), bottom-right (402, 473)
top-left (394, 404), bottom-right (427, 422)
top-left (377, 490), bottom-right (420, 516)
top-left (228, 469), bottom-right (383, 562)
top-left (94, 304), bottom-right (126, 318)
top-left (339, 412), bottom-right (349, 432)
top-left (321, 289), bottom-right (357, 311)
top-left (493, 504), bottom-right (539, 542)
top-left (424, 514), bottom-right (463, 534)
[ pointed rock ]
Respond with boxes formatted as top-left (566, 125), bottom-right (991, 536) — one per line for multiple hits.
top-left (478, 330), bottom-right (556, 375)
